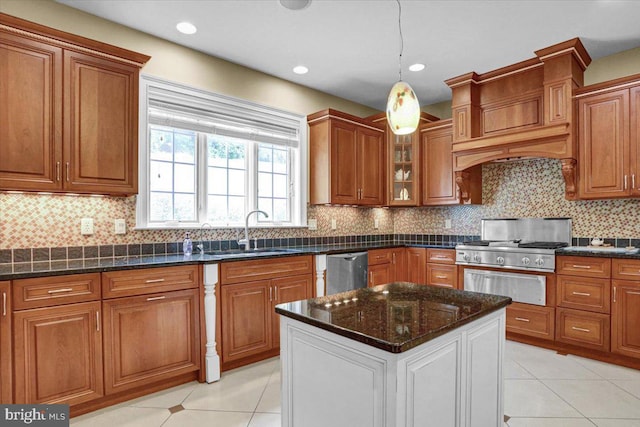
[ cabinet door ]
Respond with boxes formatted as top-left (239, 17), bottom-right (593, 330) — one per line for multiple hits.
top-left (369, 263), bottom-right (392, 287)
top-left (388, 132), bottom-right (419, 206)
top-left (612, 280), bottom-right (640, 358)
top-left (578, 89), bottom-right (630, 199)
top-left (330, 121), bottom-right (359, 204)
top-left (390, 248), bottom-right (407, 282)
top-left (102, 289), bottom-right (200, 394)
top-left (422, 125), bottom-right (458, 205)
top-left (631, 85), bottom-right (640, 195)
top-left (221, 281), bottom-right (273, 364)
top-left (358, 127), bottom-right (385, 205)
top-left (406, 248), bottom-right (427, 284)
top-left (13, 301), bottom-right (103, 405)
top-left (272, 274), bottom-right (312, 347)
top-left (64, 50), bottom-right (138, 195)
top-left (427, 264), bottom-right (457, 289)
top-left (0, 32), bottom-right (62, 191)
top-left (0, 282), bottom-right (11, 404)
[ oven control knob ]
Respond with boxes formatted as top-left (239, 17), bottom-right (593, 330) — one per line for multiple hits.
top-left (521, 257), bottom-right (531, 266)
top-left (496, 256), bottom-right (505, 265)
top-left (535, 258), bottom-right (544, 266)
top-left (462, 253), bottom-right (470, 261)
top-left (473, 254), bottom-right (481, 263)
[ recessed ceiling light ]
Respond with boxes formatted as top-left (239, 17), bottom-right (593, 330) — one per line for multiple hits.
top-left (176, 22), bottom-right (197, 35)
top-left (293, 65), bottom-right (309, 75)
top-left (279, 0), bottom-right (311, 10)
top-left (409, 63), bottom-right (425, 72)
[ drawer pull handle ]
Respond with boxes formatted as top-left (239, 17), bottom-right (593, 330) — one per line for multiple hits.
top-left (572, 291), bottom-right (591, 296)
top-left (571, 326), bottom-right (591, 333)
top-left (146, 296), bottom-right (166, 301)
top-left (47, 288), bottom-right (73, 294)
top-left (628, 291), bottom-right (640, 296)
top-left (515, 317), bottom-right (530, 322)
top-left (435, 275), bottom-right (448, 279)
top-left (2, 292), bottom-right (6, 317)
top-left (145, 278), bottom-right (166, 283)
top-left (572, 265), bottom-right (591, 269)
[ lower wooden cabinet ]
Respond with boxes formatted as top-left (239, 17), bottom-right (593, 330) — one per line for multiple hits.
top-left (506, 303), bottom-right (555, 341)
top-left (369, 262), bottom-right (392, 287)
top-left (426, 249), bottom-right (458, 289)
top-left (102, 288), bottom-right (200, 395)
top-left (1, 281), bottom-right (12, 404)
top-left (406, 248), bottom-right (427, 284)
top-left (13, 301), bottom-right (104, 405)
top-left (556, 307), bottom-right (610, 352)
top-left (272, 275), bottom-right (312, 348)
top-left (612, 279), bottom-right (640, 358)
top-left (368, 248), bottom-right (406, 286)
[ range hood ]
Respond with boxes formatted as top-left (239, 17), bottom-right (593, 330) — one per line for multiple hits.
top-left (445, 38), bottom-right (592, 201)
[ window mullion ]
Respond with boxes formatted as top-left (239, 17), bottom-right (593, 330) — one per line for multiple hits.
top-left (246, 140), bottom-right (257, 225)
top-left (197, 133), bottom-right (208, 224)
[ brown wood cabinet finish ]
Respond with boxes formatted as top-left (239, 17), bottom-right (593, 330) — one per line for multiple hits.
top-left (102, 265), bottom-right (198, 299)
top-left (13, 301), bottom-right (104, 405)
top-left (556, 274), bottom-right (610, 314)
top-left (405, 248), bottom-right (427, 285)
top-left (612, 257), bottom-right (640, 280)
top-left (506, 303), bottom-right (555, 341)
top-left (13, 273), bottom-right (101, 310)
top-left (556, 256), bottom-right (611, 278)
top-left (612, 279), bottom-right (640, 358)
top-left (556, 307), bottom-right (610, 352)
top-left (221, 255), bottom-right (312, 285)
top-left (0, 14), bottom-right (149, 195)
top-left (271, 275), bottom-right (312, 348)
top-left (308, 109), bottom-right (385, 205)
top-left (0, 282), bottom-right (11, 404)
top-left (426, 249), bottom-right (458, 289)
top-left (102, 289), bottom-right (200, 394)
top-left (368, 248), bottom-right (406, 284)
top-left (369, 263), bottom-right (392, 287)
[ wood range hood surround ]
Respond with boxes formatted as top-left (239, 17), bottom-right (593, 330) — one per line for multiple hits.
top-left (446, 38), bottom-right (592, 201)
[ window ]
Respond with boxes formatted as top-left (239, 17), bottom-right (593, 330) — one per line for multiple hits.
top-left (137, 76), bottom-right (307, 228)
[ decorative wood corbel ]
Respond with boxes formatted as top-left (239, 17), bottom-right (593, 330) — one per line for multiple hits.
top-left (560, 158), bottom-right (577, 200)
top-left (455, 171), bottom-right (471, 203)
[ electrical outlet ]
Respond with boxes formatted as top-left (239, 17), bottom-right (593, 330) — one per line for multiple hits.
top-left (308, 219), bottom-right (318, 231)
top-left (374, 218), bottom-right (379, 229)
top-left (331, 218), bottom-right (337, 230)
top-left (81, 218), bottom-right (94, 235)
top-left (114, 219), bottom-right (126, 234)
top-left (445, 219), bottom-right (452, 229)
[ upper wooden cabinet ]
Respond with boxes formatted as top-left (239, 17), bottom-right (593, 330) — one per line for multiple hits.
top-left (575, 75), bottom-right (640, 199)
top-left (0, 14), bottom-right (150, 195)
top-left (308, 109), bottom-right (385, 205)
top-left (420, 120), bottom-right (481, 205)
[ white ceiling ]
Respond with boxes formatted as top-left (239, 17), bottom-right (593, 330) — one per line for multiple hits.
top-left (56, 0), bottom-right (640, 110)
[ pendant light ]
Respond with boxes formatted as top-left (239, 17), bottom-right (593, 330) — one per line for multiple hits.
top-left (386, 0), bottom-right (420, 135)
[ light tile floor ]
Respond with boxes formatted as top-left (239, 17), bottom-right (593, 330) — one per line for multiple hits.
top-left (71, 340), bottom-right (640, 427)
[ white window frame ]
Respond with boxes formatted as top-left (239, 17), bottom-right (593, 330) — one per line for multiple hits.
top-left (136, 75), bottom-right (308, 229)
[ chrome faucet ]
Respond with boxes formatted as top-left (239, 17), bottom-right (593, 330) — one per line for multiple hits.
top-left (197, 223), bottom-right (212, 255)
top-left (238, 210), bottom-right (268, 251)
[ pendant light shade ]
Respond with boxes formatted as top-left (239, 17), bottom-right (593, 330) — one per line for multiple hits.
top-left (386, 80), bottom-right (420, 135)
top-left (386, 0), bottom-right (420, 135)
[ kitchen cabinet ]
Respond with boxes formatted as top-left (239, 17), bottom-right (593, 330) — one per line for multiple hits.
top-left (612, 258), bottom-right (640, 359)
top-left (12, 273), bottom-right (103, 405)
top-left (308, 109), bottom-right (385, 205)
top-left (556, 307), bottom-right (610, 352)
top-left (420, 120), bottom-right (482, 205)
top-left (0, 282), bottom-right (11, 404)
top-left (101, 265), bottom-right (200, 394)
top-left (0, 14), bottom-right (149, 195)
top-left (576, 75), bottom-right (640, 199)
top-left (368, 248), bottom-right (406, 287)
top-left (506, 302), bottom-right (555, 341)
top-left (220, 256), bottom-right (313, 369)
top-left (406, 248), bottom-right (427, 284)
top-left (426, 248), bottom-right (458, 289)
top-left (102, 289), bottom-right (200, 394)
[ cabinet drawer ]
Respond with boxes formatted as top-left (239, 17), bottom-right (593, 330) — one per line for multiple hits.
top-left (427, 249), bottom-right (456, 264)
top-left (612, 258), bottom-right (640, 280)
top-left (368, 249), bottom-right (392, 265)
top-left (556, 308), bottom-right (610, 352)
top-left (221, 255), bottom-right (313, 284)
top-left (427, 264), bottom-right (457, 288)
top-left (506, 303), bottom-right (555, 340)
top-left (102, 265), bottom-right (198, 299)
top-left (556, 256), bottom-right (611, 278)
top-left (557, 275), bottom-right (610, 313)
top-left (13, 273), bottom-right (101, 310)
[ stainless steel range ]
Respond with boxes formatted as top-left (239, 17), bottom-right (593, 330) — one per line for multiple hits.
top-left (456, 218), bottom-right (571, 306)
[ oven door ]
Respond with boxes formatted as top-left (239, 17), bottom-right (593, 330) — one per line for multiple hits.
top-left (463, 269), bottom-right (546, 306)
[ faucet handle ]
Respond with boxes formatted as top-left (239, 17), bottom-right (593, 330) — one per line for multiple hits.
top-left (197, 243), bottom-right (204, 254)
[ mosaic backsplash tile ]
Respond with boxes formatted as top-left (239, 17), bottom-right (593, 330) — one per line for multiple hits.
top-left (2, 158), bottom-right (640, 251)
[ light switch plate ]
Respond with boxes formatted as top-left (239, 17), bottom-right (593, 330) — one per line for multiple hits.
top-left (445, 219), bottom-right (452, 229)
top-left (81, 218), bottom-right (94, 235)
top-left (331, 218), bottom-right (337, 230)
top-left (114, 219), bottom-right (126, 234)
top-left (374, 218), bottom-right (379, 229)
top-left (307, 219), bottom-right (317, 231)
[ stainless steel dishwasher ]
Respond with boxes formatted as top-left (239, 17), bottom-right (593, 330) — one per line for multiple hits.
top-left (325, 252), bottom-right (368, 295)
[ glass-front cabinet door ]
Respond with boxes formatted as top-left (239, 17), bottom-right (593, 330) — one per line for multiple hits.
top-left (389, 132), bottom-right (420, 206)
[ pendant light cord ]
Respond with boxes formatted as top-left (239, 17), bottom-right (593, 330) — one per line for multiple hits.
top-left (397, 0), bottom-right (403, 82)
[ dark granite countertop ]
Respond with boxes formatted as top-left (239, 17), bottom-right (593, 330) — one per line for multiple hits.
top-left (275, 282), bottom-right (512, 353)
top-left (556, 247), bottom-right (640, 259)
top-left (0, 243), bottom-right (456, 280)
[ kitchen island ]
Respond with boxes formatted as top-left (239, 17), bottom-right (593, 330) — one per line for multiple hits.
top-left (276, 282), bottom-right (511, 427)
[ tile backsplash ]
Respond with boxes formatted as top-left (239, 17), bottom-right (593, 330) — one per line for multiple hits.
top-left (2, 157), bottom-right (640, 251)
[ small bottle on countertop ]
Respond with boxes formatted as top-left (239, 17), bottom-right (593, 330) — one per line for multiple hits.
top-left (183, 232), bottom-right (193, 257)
